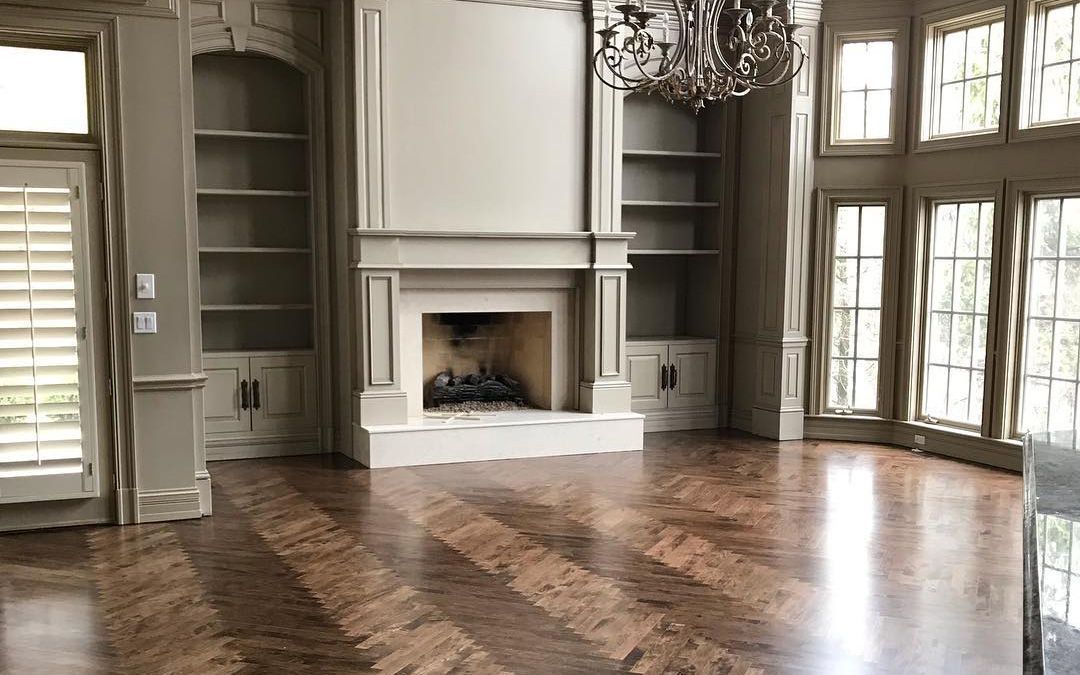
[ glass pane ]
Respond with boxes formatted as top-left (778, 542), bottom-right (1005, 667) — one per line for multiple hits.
top-left (1071, 62), bottom-right (1080, 119)
top-left (953, 260), bottom-right (977, 312)
top-left (976, 259), bottom-right (992, 313)
top-left (1023, 376), bottom-right (1051, 432)
top-left (956, 203), bottom-right (980, 256)
top-left (865, 41), bottom-right (894, 89)
top-left (978, 202), bottom-right (995, 257)
top-left (939, 82), bottom-right (964, 134)
top-left (930, 312), bottom-right (952, 364)
top-left (829, 359), bottom-right (852, 408)
top-left (935, 204), bottom-right (958, 256)
top-left (988, 21), bottom-right (1004, 75)
top-left (970, 371), bottom-right (985, 424)
top-left (1035, 199), bottom-right (1063, 256)
top-left (1054, 321), bottom-right (1080, 380)
top-left (948, 366), bottom-right (970, 421)
top-left (858, 258), bottom-right (882, 307)
top-left (1042, 63), bottom-right (1071, 122)
top-left (1045, 5), bottom-right (1075, 64)
top-left (860, 209), bottom-right (884, 257)
top-left (951, 313), bottom-right (973, 366)
top-left (942, 30), bottom-right (967, 82)
top-left (1050, 379), bottom-right (1077, 432)
top-left (833, 258), bottom-right (858, 307)
top-left (865, 90), bottom-right (892, 139)
top-left (0, 46), bottom-right (89, 134)
top-left (835, 206), bottom-right (860, 255)
top-left (1032, 260), bottom-right (1059, 317)
top-left (1059, 260), bottom-right (1080, 319)
top-left (965, 24), bottom-right (990, 78)
top-left (926, 365), bottom-right (949, 417)
top-left (964, 78), bottom-right (988, 130)
top-left (854, 360), bottom-right (878, 410)
top-left (832, 309), bottom-right (854, 357)
top-left (839, 91), bottom-right (866, 139)
top-left (1064, 199), bottom-right (1080, 256)
top-left (932, 260), bottom-right (954, 311)
top-left (986, 74), bottom-right (1002, 128)
top-left (1028, 319), bottom-right (1055, 377)
top-left (856, 309), bottom-right (880, 359)
top-left (840, 42), bottom-right (867, 91)
top-left (973, 315), bottom-right (988, 368)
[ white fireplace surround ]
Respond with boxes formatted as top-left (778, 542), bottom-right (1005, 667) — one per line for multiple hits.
top-left (349, 230), bottom-right (644, 468)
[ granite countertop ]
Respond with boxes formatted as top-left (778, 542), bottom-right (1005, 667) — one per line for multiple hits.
top-left (1024, 431), bottom-right (1080, 674)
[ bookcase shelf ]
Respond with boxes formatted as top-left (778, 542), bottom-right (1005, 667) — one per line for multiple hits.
top-left (629, 249), bottom-right (721, 256)
top-left (195, 128), bottom-right (308, 141)
top-left (197, 188), bottom-right (309, 198)
top-left (622, 200), bottom-right (721, 208)
top-left (623, 149), bottom-right (723, 159)
top-left (199, 247), bottom-right (312, 254)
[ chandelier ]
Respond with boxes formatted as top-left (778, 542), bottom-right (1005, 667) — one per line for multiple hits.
top-left (593, 0), bottom-right (806, 111)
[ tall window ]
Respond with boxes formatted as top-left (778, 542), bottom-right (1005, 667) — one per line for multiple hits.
top-left (828, 205), bottom-right (886, 413)
top-left (837, 41), bottom-right (895, 140)
top-left (1021, 196), bottom-right (1080, 434)
top-left (922, 201), bottom-right (995, 427)
top-left (926, 15), bottom-right (1005, 137)
top-left (1031, 0), bottom-right (1080, 124)
top-left (0, 45), bottom-right (89, 135)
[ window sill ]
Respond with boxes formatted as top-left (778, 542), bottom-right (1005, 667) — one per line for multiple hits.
top-left (914, 128), bottom-right (1006, 153)
top-left (1011, 117), bottom-right (1080, 143)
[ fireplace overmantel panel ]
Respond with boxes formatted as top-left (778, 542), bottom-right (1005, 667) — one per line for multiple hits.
top-left (349, 229), bottom-right (634, 270)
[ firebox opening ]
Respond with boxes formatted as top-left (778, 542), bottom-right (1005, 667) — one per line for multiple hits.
top-left (422, 311), bottom-right (552, 412)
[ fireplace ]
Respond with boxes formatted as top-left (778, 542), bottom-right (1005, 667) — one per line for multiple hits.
top-left (422, 312), bottom-right (552, 411)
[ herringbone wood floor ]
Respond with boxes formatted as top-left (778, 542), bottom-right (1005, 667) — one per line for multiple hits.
top-left (0, 431), bottom-right (1022, 674)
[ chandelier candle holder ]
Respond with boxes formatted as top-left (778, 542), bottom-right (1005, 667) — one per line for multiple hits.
top-left (593, 0), bottom-right (807, 111)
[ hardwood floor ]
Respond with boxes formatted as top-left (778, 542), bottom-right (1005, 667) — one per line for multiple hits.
top-left (0, 431), bottom-right (1022, 674)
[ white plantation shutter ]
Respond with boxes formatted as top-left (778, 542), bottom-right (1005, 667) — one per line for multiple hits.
top-left (0, 163), bottom-right (96, 502)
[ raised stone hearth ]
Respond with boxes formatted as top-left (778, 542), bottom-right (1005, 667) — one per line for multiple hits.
top-left (350, 230), bottom-right (644, 467)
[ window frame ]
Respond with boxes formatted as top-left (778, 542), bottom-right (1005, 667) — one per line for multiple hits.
top-left (1013, 0), bottom-right (1080, 141)
top-left (907, 183), bottom-right (1005, 436)
top-left (0, 33), bottom-right (99, 149)
top-left (811, 188), bottom-right (904, 418)
top-left (1006, 177), bottom-right (1080, 438)
top-left (819, 19), bottom-right (911, 156)
top-left (915, 2), bottom-right (1011, 152)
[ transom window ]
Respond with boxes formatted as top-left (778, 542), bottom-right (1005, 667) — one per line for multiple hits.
top-left (1031, 0), bottom-right (1080, 124)
top-left (922, 201), bottom-right (995, 427)
top-left (1020, 196), bottom-right (1080, 434)
top-left (827, 205), bottom-right (886, 413)
top-left (837, 40), bottom-right (895, 140)
top-left (928, 16), bottom-right (1005, 137)
top-left (0, 45), bottom-right (89, 135)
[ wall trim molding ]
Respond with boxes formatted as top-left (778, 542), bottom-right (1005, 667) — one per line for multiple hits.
top-left (0, 0), bottom-right (179, 19)
top-left (136, 487), bottom-right (202, 523)
top-left (453, 0), bottom-right (584, 13)
top-left (131, 372), bottom-right (208, 392)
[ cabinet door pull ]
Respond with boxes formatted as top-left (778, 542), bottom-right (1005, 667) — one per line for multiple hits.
top-left (670, 364), bottom-right (678, 390)
top-left (252, 379), bottom-right (261, 411)
top-left (240, 380), bottom-right (249, 411)
top-left (660, 364), bottom-right (668, 391)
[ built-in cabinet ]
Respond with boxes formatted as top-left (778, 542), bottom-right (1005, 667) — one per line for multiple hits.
top-left (622, 94), bottom-right (734, 431)
top-left (193, 51), bottom-right (323, 459)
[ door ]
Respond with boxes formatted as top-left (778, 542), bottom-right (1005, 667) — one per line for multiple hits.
top-left (204, 356), bottom-right (251, 434)
top-left (249, 354), bottom-right (316, 433)
top-left (0, 160), bottom-right (110, 505)
top-left (626, 343), bottom-right (668, 412)
top-left (668, 342), bottom-right (717, 409)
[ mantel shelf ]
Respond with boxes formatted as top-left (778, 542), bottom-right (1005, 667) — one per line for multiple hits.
top-left (629, 249), bottom-right (721, 256)
top-left (195, 129), bottom-right (308, 141)
top-left (197, 188), bottom-right (310, 198)
top-left (199, 247), bottom-right (312, 254)
top-left (623, 149), bottom-right (723, 159)
top-left (201, 304), bottom-right (314, 312)
top-left (622, 200), bottom-right (721, 208)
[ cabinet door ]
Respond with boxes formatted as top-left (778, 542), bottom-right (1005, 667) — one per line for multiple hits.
top-left (204, 356), bottom-right (251, 434)
top-left (249, 355), bottom-right (317, 434)
top-left (626, 344), bottom-right (669, 412)
top-left (668, 343), bottom-right (717, 409)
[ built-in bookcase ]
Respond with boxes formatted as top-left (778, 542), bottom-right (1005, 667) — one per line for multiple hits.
top-left (622, 94), bottom-right (734, 431)
top-left (193, 52), bottom-right (320, 459)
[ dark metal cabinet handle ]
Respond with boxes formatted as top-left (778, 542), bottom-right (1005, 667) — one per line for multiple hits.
top-left (660, 364), bottom-right (668, 391)
top-left (670, 364), bottom-right (678, 390)
top-left (240, 380), bottom-right (249, 411)
top-left (252, 379), bottom-right (261, 410)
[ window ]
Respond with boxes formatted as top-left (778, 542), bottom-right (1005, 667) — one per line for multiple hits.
top-left (827, 204), bottom-right (886, 413)
top-left (922, 201), bottom-right (995, 427)
top-left (0, 45), bottom-right (89, 135)
top-left (821, 21), bottom-right (910, 155)
top-left (923, 12), bottom-right (1006, 139)
top-left (1022, 0), bottom-right (1080, 128)
top-left (1020, 195), bottom-right (1080, 434)
top-left (838, 41), bottom-right (895, 140)
top-left (0, 163), bottom-right (96, 502)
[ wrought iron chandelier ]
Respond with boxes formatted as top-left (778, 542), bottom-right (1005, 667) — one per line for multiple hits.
top-left (593, 0), bottom-right (806, 111)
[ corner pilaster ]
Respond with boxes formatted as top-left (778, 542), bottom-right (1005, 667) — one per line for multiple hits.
top-left (745, 11), bottom-right (821, 440)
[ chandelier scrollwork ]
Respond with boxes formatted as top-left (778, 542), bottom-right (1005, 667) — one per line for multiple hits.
top-left (593, 0), bottom-right (806, 111)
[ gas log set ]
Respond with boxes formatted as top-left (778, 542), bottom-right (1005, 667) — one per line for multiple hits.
top-left (428, 370), bottom-right (526, 407)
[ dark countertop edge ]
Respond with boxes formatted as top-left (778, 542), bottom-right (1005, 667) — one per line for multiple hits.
top-left (1023, 435), bottom-right (1045, 675)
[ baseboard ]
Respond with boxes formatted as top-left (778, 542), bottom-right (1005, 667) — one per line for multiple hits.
top-left (728, 407), bottom-right (753, 433)
top-left (136, 487), bottom-right (203, 523)
top-left (642, 407), bottom-right (721, 432)
top-left (206, 436), bottom-right (322, 461)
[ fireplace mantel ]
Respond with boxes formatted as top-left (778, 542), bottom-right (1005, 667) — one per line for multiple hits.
top-left (349, 229), bottom-right (634, 270)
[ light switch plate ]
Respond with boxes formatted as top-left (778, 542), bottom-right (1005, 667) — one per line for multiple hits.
top-left (135, 273), bottom-right (155, 299)
top-left (133, 311), bottom-right (157, 334)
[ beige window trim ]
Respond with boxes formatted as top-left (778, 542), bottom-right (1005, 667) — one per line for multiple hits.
top-left (819, 18), bottom-right (910, 156)
top-left (914, 1), bottom-right (1010, 153)
top-left (811, 187), bottom-right (904, 418)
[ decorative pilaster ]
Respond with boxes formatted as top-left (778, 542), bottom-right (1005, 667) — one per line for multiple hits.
top-left (747, 8), bottom-right (821, 440)
top-left (587, 0), bottom-right (623, 234)
top-left (353, 270), bottom-right (407, 426)
top-left (579, 267), bottom-right (632, 413)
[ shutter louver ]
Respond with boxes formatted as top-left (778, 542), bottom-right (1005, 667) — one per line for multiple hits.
top-left (0, 185), bottom-right (82, 478)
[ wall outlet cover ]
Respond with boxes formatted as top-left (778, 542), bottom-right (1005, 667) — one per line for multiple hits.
top-left (135, 273), bottom-right (156, 299)
top-left (913, 434), bottom-right (926, 446)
